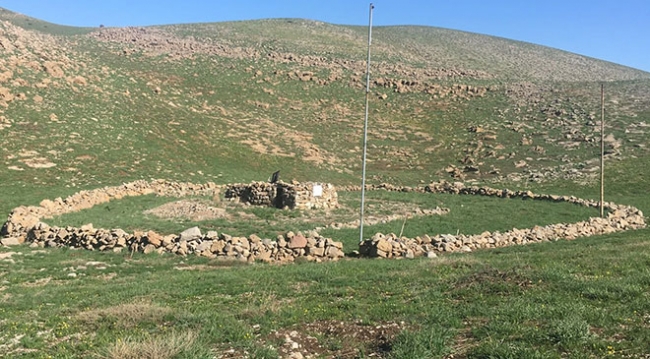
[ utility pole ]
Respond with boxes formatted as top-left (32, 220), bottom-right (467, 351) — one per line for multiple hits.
top-left (600, 83), bottom-right (605, 218)
top-left (359, 3), bottom-right (374, 243)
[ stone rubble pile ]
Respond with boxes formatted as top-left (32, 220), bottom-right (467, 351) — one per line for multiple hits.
top-left (359, 181), bottom-right (646, 258)
top-left (226, 181), bottom-right (338, 210)
top-left (0, 180), bottom-right (344, 263)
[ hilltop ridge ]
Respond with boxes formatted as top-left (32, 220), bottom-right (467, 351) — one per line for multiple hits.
top-left (1, 7), bottom-right (648, 81)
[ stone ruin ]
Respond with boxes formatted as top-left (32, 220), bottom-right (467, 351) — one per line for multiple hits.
top-left (224, 181), bottom-right (338, 210)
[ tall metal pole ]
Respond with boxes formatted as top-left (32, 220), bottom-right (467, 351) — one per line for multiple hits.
top-left (600, 83), bottom-right (605, 218)
top-left (359, 3), bottom-right (374, 243)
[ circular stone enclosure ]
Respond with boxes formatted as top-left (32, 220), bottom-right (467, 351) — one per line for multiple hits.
top-left (0, 180), bottom-right (646, 262)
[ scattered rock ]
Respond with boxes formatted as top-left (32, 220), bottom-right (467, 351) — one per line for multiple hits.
top-left (426, 251), bottom-right (438, 258)
top-left (43, 61), bottom-right (64, 78)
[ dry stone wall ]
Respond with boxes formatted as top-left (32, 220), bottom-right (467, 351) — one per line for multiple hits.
top-left (24, 223), bottom-right (343, 263)
top-left (1, 179), bottom-right (646, 263)
top-left (358, 181), bottom-right (646, 258)
top-left (225, 181), bottom-right (278, 207)
top-left (1, 179), bottom-right (219, 239)
top-left (225, 181), bottom-right (338, 210)
top-left (0, 179), bottom-right (345, 263)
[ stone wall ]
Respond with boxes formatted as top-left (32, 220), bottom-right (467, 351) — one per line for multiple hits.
top-left (1, 179), bottom-right (646, 263)
top-left (225, 181), bottom-right (278, 207)
top-left (1, 180), bottom-right (220, 239)
top-left (24, 224), bottom-right (344, 263)
top-left (225, 181), bottom-right (338, 210)
top-left (0, 179), bottom-right (344, 262)
top-left (358, 181), bottom-right (646, 258)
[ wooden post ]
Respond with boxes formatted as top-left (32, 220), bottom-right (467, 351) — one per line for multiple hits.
top-left (600, 83), bottom-right (605, 218)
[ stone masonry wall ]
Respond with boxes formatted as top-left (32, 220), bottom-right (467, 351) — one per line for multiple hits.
top-left (225, 181), bottom-right (338, 210)
top-left (225, 181), bottom-right (277, 207)
top-left (23, 224), bottom-right (344, 263)
top-left (1, 179), bottom-right (219, 239)
top-left (358, 181), bottom-right (646, 258)
top-left (0, 180), bottom-right (345, 263)
top-left (1, 179), bottom-right (646, 263)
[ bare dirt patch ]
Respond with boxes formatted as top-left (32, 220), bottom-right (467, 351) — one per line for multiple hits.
top-left (98, 272), bottom-right (117, 281)
top-left (20, 157), bottom-right (56, 169)
top-left (0, 115), bottom-right (11, 130)
top-left (0, 252), bottom-right (19, 260)
top-left (448, 317), bottom-right (488, 356)
top-left (453, 266), bottom-right (535, 293)
top-left (217, 320), bottom-right (404, 358)
top-left (144, 199), bottom-right (228, 221)
top-left (235, 116), bottom-right (339, 166)
top-left (21, 277), bottom-right (52, 287)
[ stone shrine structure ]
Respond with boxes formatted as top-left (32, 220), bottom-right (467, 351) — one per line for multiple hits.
top-left (224, 181), bottom-right (338, 210)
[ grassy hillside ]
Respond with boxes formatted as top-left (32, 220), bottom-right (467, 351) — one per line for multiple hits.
top-left (1, 7), bottom-right (649, 358)
top-left (1, 8), bottom-right (649, 201)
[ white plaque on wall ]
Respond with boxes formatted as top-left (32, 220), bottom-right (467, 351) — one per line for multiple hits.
top-left (313, 184), bottom-right (323, 197)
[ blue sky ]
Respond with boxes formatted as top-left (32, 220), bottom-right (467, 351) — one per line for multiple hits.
top-left (2, 0), bottom-right (649, 72)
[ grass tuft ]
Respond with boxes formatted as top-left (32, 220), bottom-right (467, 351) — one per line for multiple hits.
top-left (76, 302), bottom-right (174, 330)
top-left (98, 330), bottom-right (197, 359)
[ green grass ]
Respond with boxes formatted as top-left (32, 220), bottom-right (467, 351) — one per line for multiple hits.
top-left (0, 9), bottom-right (649, 358)
top-left (43, 189), bottom-right (600, 251)
top-left (2, 226), bottom-right (649, 357)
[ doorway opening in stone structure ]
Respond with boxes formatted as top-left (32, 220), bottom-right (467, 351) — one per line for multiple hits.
top-left (274, 185), bottom-right (285, 209)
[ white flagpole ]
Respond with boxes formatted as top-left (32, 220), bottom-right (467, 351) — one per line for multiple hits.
top-left (600, 83), bottom-right (605, 218)
top-left (359, 3), bottom-right (374, 243)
